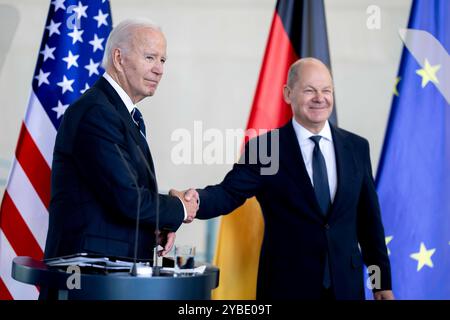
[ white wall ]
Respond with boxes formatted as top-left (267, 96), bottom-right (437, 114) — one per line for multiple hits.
top-left (0, 0), bottom-right (411, 260)
top-left (326, 0), bottom-right (410, 168)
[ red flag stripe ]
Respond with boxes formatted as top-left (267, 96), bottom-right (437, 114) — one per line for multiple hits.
top-left (15, 123), bottom-right (51, 209)
top-left (6, 159), bottom-right (49, 250)
top-left (246, 11), bottom-right (298, 134)
top-left (23, 92), bottom-right (57, 167)
top-left (0, 278), bottom-right (13, 300)
top-left (0, 229), bottom-right (40, 300)
top-left (0, 192), bottom-right (44, 260)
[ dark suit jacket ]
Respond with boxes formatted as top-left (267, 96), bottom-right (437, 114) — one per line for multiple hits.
top-left (197, 120), bottom-right (391, 299)
top-left (44, 77), bottom-right (184, 260)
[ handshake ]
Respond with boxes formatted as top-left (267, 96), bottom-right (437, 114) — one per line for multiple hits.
top-left (169, 188), bottom-right (199, 223)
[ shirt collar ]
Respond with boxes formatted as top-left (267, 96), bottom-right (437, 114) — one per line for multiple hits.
top-left (291, 117), bottom-right (333, 144)
top-left (103, 72), bottom-right (136, 114)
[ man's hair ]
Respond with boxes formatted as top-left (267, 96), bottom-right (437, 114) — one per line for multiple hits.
top-left (286, 57), bottom-right (333, 88)
top-left (102, 18), bottom-right (162, 69)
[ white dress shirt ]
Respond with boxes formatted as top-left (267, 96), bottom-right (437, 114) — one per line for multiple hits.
top-left (103, 72), bottom-right (136, 114)
top-left (103, 73), bottom-right (188, 219)
top-left (291, 118), bottom-right (338, 202)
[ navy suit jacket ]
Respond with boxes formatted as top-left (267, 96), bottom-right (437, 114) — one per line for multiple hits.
top-left (44, 77), bottom-right (184, 260)
top-left (197, 121), bottom-right (391, 299)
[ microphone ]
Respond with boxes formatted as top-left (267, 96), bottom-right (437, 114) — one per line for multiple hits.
top-left (114, 144), bottom-right (143, 276)
top-left (135, 145), bottom-right (161, 275)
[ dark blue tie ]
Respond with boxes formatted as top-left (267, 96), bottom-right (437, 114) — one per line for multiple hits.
top-left (310, 135), bottom-right (332, 288)
top-left (131, 107), bottom-right (146, 138)
top-left (310, 136), bottom-right (331, 215)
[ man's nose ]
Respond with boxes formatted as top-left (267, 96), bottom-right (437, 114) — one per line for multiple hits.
top-left (152, 61), bottom-right (164, 75)
top-left (313, 92), bottom-right (325, 102)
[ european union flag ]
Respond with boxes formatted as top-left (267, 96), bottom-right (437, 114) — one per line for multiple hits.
top-left (376, 0), bottom-right (450, 299)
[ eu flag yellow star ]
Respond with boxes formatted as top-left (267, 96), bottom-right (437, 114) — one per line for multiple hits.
top-left (415, 59), bottom-right (441, 88)
top-left (393, 77), bottom-right (401, 96)
top-left (410, 242), bottom-right (436, 271)
top-left (385, 236), bottom-right (393, 255)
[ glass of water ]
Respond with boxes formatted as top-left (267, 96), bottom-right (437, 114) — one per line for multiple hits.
top-left (174, 245), bottom-right (195, 276)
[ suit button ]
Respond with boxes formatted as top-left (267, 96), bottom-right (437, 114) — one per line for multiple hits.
top-left (324, 224), bottom-right (330, 229)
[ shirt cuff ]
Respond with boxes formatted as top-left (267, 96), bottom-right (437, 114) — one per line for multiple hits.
top-left (178, 197), bottom-right (187, 220)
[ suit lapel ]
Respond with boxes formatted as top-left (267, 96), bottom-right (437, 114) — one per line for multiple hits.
top-left (94, 77), bottom-right (156, 177)
top-left (280, 121), bottom-right (358, 223)
top-left (279, 122), bottom-right (324, 222)
top-left (328, 125), bottom-right (357, 221)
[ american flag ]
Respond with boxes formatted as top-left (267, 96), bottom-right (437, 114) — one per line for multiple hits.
top-left (0, 0), bottom-right (112, 300)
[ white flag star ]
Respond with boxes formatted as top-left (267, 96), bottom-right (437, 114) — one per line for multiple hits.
top-left (93, 9), bottom-right (109, 28)
top-left (46, 19), bottom-right (61, 37)
top-left (85, 59), bottom-right (100, 76)
top-left (51, 0), bottom-right (66, 12)
top-left (72, 1), bottom-right (88, 20)
top-left (57, 75), bottom-right (74, 94)
top-left (89, 34), bottom-right (104, 52)
top-left (80, 83), bottom-right (90, 94)
top-left (52, 100), bottom-right (69, 119)
top-left (40, 44), bottom-right (56, 62)
top-left (68, 27), bottom-right (84, 44)
top-left (34, 69), bottom-right (51, 87)
top-left (62, 50), bottom-right (79, 69)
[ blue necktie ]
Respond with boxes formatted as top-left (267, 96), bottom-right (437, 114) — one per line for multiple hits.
top-left (310, 136), bottom-right (331, 215)
top-left (310, 135), bottom-right (332, 288)
top-left (131, 107), bottom-right (146, 138)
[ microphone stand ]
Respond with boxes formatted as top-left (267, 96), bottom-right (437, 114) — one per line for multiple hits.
top-left (114, 144), bottom-right (142, 276)
top-left (136, 146), bottom-right (161, 276)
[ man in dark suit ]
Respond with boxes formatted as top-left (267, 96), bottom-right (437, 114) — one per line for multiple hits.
top-left (44, 19), bottom-right (197, 262)
top-left (172, 58), bottom-right (394, 300)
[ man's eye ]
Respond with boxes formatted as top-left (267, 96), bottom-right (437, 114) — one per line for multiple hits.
top-left (146, 56), bottom-right (154, 61)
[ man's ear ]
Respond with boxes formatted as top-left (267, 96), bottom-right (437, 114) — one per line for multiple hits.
top-left (283, 85), bottom-right (291, 104)
top-left (112, 48), bottom-right (124, 72)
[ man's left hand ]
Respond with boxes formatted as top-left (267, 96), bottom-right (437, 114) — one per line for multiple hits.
top-left (157, 230), bottom-right (176, 256)
top-left (373, 290), bottom-right (395, 300)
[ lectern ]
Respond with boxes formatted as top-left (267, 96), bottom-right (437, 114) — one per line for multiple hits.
top-left (12, 256), bottom-right (219, 300)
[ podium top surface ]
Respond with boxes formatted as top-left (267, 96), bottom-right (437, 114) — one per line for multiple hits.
top-left (12, 256), bottom-right (220, 300)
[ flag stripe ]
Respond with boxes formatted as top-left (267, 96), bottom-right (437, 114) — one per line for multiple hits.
top-left (0, 192), bottom-right (43, 260)
top-left (7, 160), bottom-right (48, 250)
top-left (246, 11), bottom-right (297, 138)
top-left (276, 0), bottom-right (305, 55)
top-left (23, 91), bottom-right (57, 167)
top-left (15, 123), bottom-right (51, 209)
top-left (0, 278), bottom-right (13, 300)
top-left (275, 0), bottom-right (336, 124)
top-left (276, 0), bottom-right (331, 61)
top-left (0, 230), bottom-right (39, 300)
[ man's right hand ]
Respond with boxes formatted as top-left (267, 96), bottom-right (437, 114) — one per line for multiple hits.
top-left (169, 188), bottom-right (199, 223)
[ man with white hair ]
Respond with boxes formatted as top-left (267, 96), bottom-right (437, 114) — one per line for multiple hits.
top-left (44, 19), bottom-right (197, 264)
